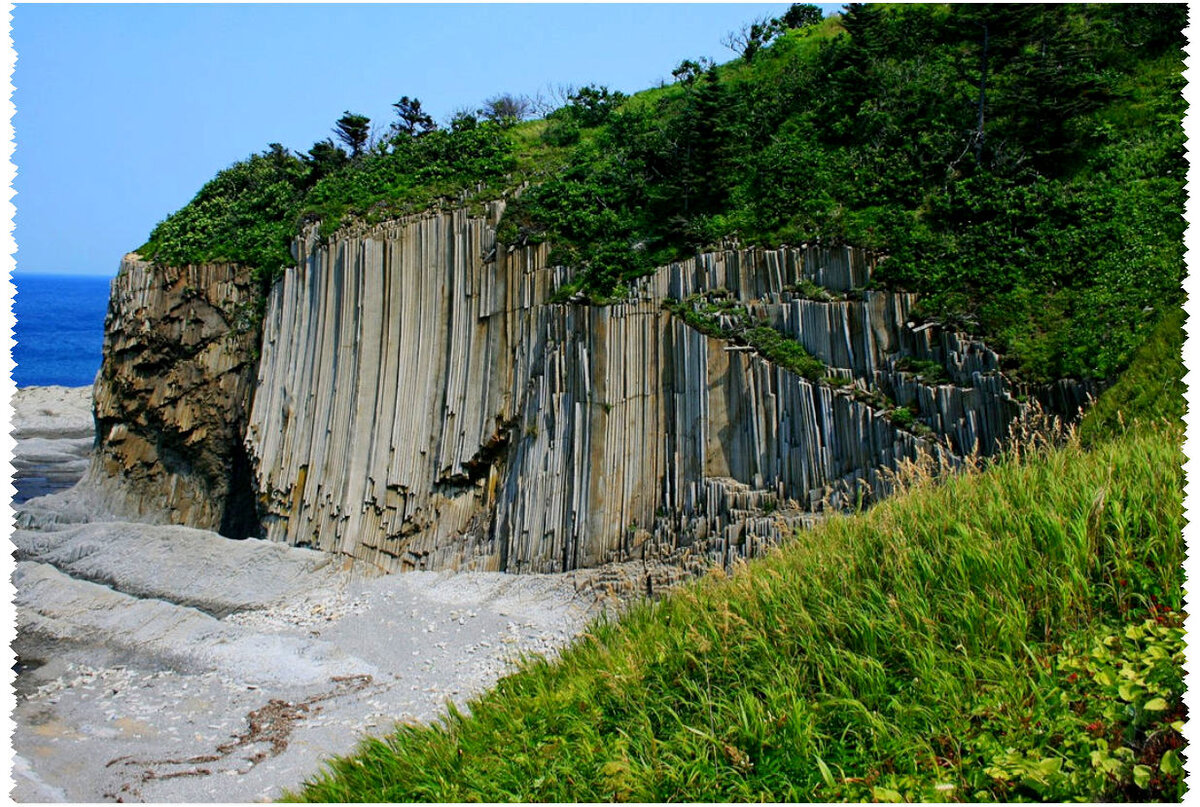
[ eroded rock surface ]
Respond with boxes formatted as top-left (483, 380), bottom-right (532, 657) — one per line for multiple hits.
top-left (248, 205), bottom-right (1052, 574)
top-left (11, 386), bottom-right (94, 503)
top-left (85, 257), bottom-right (261, 537)
top-left (64, 206), bottom-right (1086, 576)
top-left (11, 525), bottom-right (609, 803)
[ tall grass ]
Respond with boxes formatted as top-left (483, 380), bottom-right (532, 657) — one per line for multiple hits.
top-left (288, 416), bottom-right (1184, 802)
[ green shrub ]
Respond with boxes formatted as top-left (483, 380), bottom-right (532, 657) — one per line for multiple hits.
top-left (662, 296), bottom-right (826, 382)
top-left (541, 117), bottom-right (581, 147)
top-left (1078, 306), bottom-right (1185, 446)
top-left (889, 405), bottom-right (915, 428)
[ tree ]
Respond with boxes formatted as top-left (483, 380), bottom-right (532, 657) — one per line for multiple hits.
top-left (449, 108), bottom-right (479, 132)
top-left (567, 85), bottom-right (626, 127)
top-left (333, 111), bottom-right (370, 157)
top-left (303, 139), bottom-right (349, 184)
top-left (263, 142), bottom-right (292, 171)
top-left (481, 93), bottom-right (531, 124)
top-left (779, 3), bottom-right (824, 30)
top-left (392, 96), bottom-right (436, 137)
top-left (672, 58), bottom-right (714, 89)
top-left (722, 16), bottom-right (780, 62)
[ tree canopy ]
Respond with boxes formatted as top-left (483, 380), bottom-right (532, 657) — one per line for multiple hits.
top-left (333, 112), bottom-right (371, 157)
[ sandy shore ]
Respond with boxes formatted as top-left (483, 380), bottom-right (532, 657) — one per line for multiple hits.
top-left (11, 385), bottom-right (94, 503)
top-left (10, 386), bottom-right (613, 802)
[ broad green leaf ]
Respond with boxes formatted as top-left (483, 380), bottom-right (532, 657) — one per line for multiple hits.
top-left (1132, 764), bottom-right (1152, 788)
top-left (1145, 697), bottom-right (1169, 711)
top-left (872, 786), bottom-right (904, 802)
top-left (1160, 749), bottom-right (1183, 776)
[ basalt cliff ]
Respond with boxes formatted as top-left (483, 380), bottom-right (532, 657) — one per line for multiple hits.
top-left (72, 201), bottom-right (1088, 575)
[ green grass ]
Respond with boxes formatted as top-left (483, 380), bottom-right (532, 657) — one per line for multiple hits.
top-left (287, 383), bottom-right (1185, 801)
top-left (1078, 305), bottom-right (1185, 447)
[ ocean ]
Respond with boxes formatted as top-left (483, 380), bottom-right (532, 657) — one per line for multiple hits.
top-left (13, 273), bottom-right (112, 388)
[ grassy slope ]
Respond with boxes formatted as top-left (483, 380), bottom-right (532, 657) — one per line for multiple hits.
top-left (1078, 305), bottom-right (1186, 447)
top-left (288, 323), bottom-right (1186, 803)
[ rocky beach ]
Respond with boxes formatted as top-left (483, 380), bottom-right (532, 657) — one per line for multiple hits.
top-left (10, 386), bottom-right (613, 802)
top-left (12, 386), bottom-right (93, 504)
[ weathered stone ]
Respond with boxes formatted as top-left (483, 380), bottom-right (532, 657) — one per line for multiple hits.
top-left (11, 386), bottom-right (94, 503)
top-left (246, 206), bottom-right (1034, 574)
top-left (84, 257), bottom-right (261, 537)
top-left (72, 206), bottom-right (1088, 575)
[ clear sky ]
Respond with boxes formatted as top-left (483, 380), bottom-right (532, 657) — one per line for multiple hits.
top-left (14, 3), bottom-right (843, 277)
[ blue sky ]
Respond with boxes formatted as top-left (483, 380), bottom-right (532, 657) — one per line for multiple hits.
top-left (14, 3), bottom-right (842, 276)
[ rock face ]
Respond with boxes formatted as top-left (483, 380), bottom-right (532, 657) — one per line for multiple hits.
top-left (245, 204), bottom-right (1030, 574)
top-left (79, 205), bottom-right (1083, 575)
top-left (85, 257), bottom-right (262, 537)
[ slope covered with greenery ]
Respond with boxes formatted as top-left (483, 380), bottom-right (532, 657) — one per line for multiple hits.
top-left (286, 317), bottom-right (1186, 801)
top-left (137, 3), bottom-right (1184, 383)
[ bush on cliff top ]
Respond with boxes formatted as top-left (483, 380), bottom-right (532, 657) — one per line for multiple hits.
top-left (137, 4), bottom-right (1185, 384)
top-left (505, 4), bottom-right (1184, 382)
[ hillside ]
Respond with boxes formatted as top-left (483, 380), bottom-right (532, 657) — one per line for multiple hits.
top-left (136, 3), bottom-right (1185, 383)
top-left (21, 5), bottom-right (1186, 801)
top-left (286, 307), bottom-right (1186, 802)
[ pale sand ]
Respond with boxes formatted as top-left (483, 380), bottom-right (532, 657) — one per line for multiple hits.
top-left (10, 386), bottom-right (612, 802)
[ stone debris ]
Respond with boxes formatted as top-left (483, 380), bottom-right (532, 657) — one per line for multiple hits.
top-left (14, 561), bottom-right (376, 688)
top-left (11, 548), bottom-right (619, 802)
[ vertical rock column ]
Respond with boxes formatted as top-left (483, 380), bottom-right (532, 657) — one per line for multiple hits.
top-left (86, 256), bottom-right (262, 536)
top-left (248, 205), bottom-right (558, 570)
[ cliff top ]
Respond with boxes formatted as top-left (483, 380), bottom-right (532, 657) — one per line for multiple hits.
top-left (134, 3), bottom-right (1185, 383)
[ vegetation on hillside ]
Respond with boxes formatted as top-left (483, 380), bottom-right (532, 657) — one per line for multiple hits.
top-left (1077, 305), bottom-right (1186, 446)
top-left (286, 322), bottom-right (1186, 801)
top-left (661, 293), bottom-right (827, 382)
top-left (505, 3), bottom-right (1185, 382)
top-left (137, 2), bottom-right (1185, 383)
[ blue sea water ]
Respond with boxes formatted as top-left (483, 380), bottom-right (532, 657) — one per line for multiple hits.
top-left (13, 273), bottom-right (112, 388)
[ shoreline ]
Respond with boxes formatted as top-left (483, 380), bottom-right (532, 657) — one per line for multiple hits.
top-left (8, 387), bottom-right (616, 802)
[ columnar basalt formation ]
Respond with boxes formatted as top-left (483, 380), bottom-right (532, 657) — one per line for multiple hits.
top-left (246, 205), bottom-right (1023, 574)
top-left (76, 206), bottom-right (1077, 575)
top-left (85, 257), bottom-right (262, 537)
